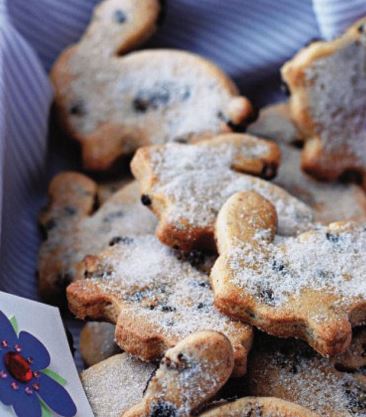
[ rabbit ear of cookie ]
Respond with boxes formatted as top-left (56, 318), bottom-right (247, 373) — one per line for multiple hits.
top-left (81, 0), bottom-right (162, 57)
top-left (122, 331), bottom-right (234, 417)
top-left (199, 397), bottom-right (321, 417)
top-left (215, 191), bottom-right (277, 254)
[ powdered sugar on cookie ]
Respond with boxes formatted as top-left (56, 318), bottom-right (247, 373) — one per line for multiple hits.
top-left (82, 353), bottom-right (155, 417)
top-left (229, 223), bottom-right (366, 308)
top-left (138, 139), bottom-right (313, 237)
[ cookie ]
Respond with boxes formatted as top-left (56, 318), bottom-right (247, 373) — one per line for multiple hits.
top-left (247, 102), bottom-right (303, 146)
top-left (248, 330), bottom-right (366, 417)
top-left (66, 234), bottom-right (253, 376)
top-left (38, 173), bottom-right (157, 305)
top-left (131, 132), bottom-right (313, 251)
top-left (198, 398), bottom-right (320, 417)
top-left (281, 18), bottom-right (366, 184)
top-left (211, 190), bottom-right (366, 356)
top-left (81, 352), bottom-right (156, 417)
top-left (80, 322), bottom-right (120, 367)
top-left (51, 0), bottom-right (253, 171)
top-left (123, 330), bottom-right (234, 417)
top-left (248, 103), bottom-right (366, 224)
top-left (98, 177), bottom-right (132, 204)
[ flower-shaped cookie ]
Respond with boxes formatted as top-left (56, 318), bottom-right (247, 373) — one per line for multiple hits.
top-left (38, 173), bottom-right (156, 305)
top-left (0, 311), bottom-right (76, 417)
top-left (131, 133), bottom-right (313, 251)
top-left (51, 0), bottom-right (253, 170)
top-left (282, 18), bottom-right (366, 185)
top-left (248, 330), bottom-right (366, 417)
top-left (211, 191), bottom-right (366, 356)
top-left (67, 234), bottom-right (253, 376)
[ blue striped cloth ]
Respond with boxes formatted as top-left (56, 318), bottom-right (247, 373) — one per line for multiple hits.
top-left (0, 0), bottom-right (365, 366)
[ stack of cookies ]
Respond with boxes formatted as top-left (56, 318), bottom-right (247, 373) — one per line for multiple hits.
top-left (41, 1), bottom-right (366, 415)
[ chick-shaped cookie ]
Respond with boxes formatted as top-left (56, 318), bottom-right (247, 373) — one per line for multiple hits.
top-left (131, 132), bottom-right (313, 252)
top-left (122, 331), bottom-right (233, 417)
top-left (51, 0), bottom-right (253, 170)
top-left (282, 18), bottom-right (366, 186)
top-left (122, 331), bottom-right (319, 417)
top-left (38, 173), bottom-right (157, 305)
top-left (248, 329), bottom-right (366, 417)
top-left (211, 191), bottom-right (366, 356)
top-left (67, 233), bottom-right (253, 376)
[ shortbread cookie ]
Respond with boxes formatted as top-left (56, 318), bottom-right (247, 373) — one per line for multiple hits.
top-left (282, 18), bottom-right (366, 184)
top-left (131, 133), bottom-right (313, 251)
top-left (276, 144), bottom-right (366, 224)
top-left (81, 353), bottom-right (156, 417)
top-left (98, 178), bottom-right (132, 204)
top-left (80, 322), bottom-right (120, 367)
top-left (51, 0), bottom-right (253, 171)
top-left (248, 330), bottom-right (366, 417)
top-left (211, 191), bottom-right (366, 356)
top-left (198, 398), bottom-right (320, 417)
top-left (38, 172), bottom-right (157, 304)
top-left (247, 102), bottom-right (303, 146)
top-left (67, 234), bottom-right (253, 376)
top-left (123, 331), bottom-right (234, 417)
top-left (248, 103), bottom-right (366, 224)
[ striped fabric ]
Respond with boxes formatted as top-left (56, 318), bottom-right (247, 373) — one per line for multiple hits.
top-left (0, 0), bottom-right (365, 367)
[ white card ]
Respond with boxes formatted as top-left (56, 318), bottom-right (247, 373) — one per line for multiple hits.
top-left (0, 291), bottom-right (94, 417)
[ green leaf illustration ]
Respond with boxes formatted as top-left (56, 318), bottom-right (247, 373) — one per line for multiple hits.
top-left (42, 369), bottom-right (67, 386)
top-left (40, 399), bottom-right (52, 417)
top-left (9, 316), bottom-right (18, 334)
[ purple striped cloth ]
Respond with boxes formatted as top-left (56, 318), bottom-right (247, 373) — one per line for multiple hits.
top-left (1, 0), bottom-right (366, 368)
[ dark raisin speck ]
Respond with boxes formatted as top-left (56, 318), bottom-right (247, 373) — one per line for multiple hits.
top-left (197, 302), bottom-right (205, 309)
top-left (326, 232), bottom-right (340, 243)
top-left (150, 401), bottom-right (177, 417)
top-left (69, 101), bottom-right (85, 116)
top-left (272, 259), bottom-right (285, 273)
top-left (64, 206), bottom-right (77, 216)
top-left (141, 194), bottom-right (152, 206)
top-left (161, 305), bottom-right (176, 312)
top-left (358, 24), bottom-right (365, 33)
top-left (103, 210), bottom-right (124, 222)
top-left (258, 288), bottom-right (275, 305)
top-left (109, 236), bottom-right (134, 246)
top-left (114, 9), bottom-right (126, 23)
